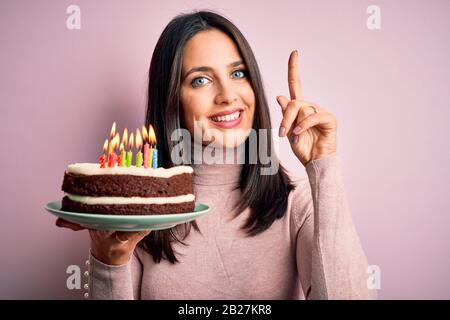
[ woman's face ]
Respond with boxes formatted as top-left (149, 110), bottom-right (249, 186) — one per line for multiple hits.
top-left (180, 29), bottom-right (256, 148)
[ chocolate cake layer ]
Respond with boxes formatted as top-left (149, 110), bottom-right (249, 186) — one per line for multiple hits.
top-left (62, 172), bottom-right (193, 197)
top-left (61, 196), bottom-right (195, 215)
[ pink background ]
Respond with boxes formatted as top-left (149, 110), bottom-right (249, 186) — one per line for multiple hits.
top-left (1, 0), bottom-right (449, 299)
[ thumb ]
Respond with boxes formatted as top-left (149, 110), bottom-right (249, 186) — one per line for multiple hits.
top-left (56, 218), bottom-right (86, 231)
top-left (276, 95), bottom-right (290, 113)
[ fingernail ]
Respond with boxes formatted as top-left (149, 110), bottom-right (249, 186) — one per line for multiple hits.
top-left (293, 126), bottom-right (302, 134)
top-left (279, 127), bottom-right (286, 137)
top-left (293, 135), bottom-right (299, 144)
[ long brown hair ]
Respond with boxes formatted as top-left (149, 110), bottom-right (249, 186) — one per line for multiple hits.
top-left (139, 10), bottom-right (294, 263)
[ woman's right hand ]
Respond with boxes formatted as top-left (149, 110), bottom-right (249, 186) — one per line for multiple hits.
top-left (55, 218), bottom-right (151, 266)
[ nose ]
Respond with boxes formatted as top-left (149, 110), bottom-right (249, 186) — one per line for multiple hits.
top-left (214, 79), bottom-right (238, 105)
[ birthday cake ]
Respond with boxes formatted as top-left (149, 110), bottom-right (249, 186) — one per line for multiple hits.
top-left (61, 164), bottom-right (195, 215)
top-left (60, 122), bottom-right (195, 215)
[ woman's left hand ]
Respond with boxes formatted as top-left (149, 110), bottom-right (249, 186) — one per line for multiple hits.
top-left (277, 50), bottom-right (338, 167)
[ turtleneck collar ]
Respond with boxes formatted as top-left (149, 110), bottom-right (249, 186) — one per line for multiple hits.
top-left (190, 141), bottom-right (244, 187)
top-left (193, 162), bottom-right (242, 187)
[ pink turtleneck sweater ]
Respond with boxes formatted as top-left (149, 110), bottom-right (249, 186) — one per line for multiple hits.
top-left (87, 155), bottom-right (376, 300)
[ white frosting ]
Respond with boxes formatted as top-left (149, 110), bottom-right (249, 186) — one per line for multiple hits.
top-left (67, 163), bottom-right (193, 178)
top-left (66, 193), bottom-right (195, 205)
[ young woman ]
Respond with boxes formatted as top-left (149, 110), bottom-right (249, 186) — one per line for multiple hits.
top-left (56, 10), bottom-right (376, 300)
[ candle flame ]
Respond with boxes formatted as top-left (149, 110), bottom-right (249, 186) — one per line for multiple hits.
top-left (122, 128), bottom-right (128, 149)
top-left (149, 125), bottom-right (157, 145)
top-left (113, 132), bottom-right (120, 150)
top-left (102, 139), bottom-right (108, 153)
top-left (119, 142), bottom-right (124, 152)
top-left (129, 132), bottom-right (134, 149)
top-left (109, 121), bottom-right (117, 139)
top-left (136, 128), bottom-right (142, 150)
top-left (142, 125), bottom-right (148, 143)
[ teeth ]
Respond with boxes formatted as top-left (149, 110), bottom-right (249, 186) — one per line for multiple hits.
top-left (211, 111), bottom-right (240, 122)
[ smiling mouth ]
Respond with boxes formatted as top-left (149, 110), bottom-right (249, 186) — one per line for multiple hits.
top-left (209, 110), bottom-right (242, 123)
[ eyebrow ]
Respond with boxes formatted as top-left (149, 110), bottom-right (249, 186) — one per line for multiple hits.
top-left (182, 60), bottom-right (245, 80)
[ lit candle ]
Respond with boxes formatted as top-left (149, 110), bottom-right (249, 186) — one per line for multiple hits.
top-left (108, 121), bottom-right (116, 157)
top-left (142, 126), bottom-right (149, 168)
top-left (120, 128), bottom-right (128, 167)
top-left (99, 139), bottom-right (108, 168)
top-left (126, 132), bottom-right (134, 167)
top-left (121, 128), bottom-right (128, 149)
top-left (135, 128), bottom-right (143, 168)
top-left (152, 145), bottom-right (158, 169)
top-left (119, 142), bottom-right (126, 167)
top-left (108, 132), bottom-right (120, 167)
top-left (114, 132), bottom-right (120, 166)
top-left (149, 125), bottom-right (158, 168)
top-left (147, 124), bottom-right (153, 168)
top-left (107, 138), bottom-right (115, 167)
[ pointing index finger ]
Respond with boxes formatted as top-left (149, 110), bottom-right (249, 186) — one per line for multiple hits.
top-left (288, 50), bottom-right (303, 101)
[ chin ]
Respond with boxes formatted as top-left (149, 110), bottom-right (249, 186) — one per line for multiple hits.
top-left (202, 129), bottom-right (249, 149)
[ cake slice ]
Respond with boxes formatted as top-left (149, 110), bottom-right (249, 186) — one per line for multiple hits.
top-left (61, 163), bottom-right (195, 215)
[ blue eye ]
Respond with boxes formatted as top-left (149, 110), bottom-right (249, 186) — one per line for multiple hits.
top-left (191, 77), bottom-right (210, 88)
top-left (232, 69), bottom-right (247, 79)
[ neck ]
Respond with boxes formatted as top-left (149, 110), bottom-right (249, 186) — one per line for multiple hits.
top-left (190, 140), bottom-right (244, 187)
top-left (189, 140), bottom-right (246, 165)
